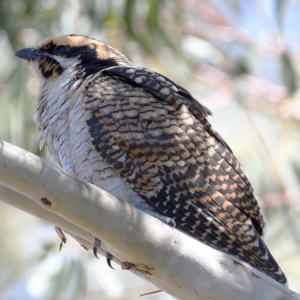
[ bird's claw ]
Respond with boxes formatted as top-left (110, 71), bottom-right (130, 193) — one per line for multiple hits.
top-left (166, 217), bottom-right (176, 228)
top-left (93, 237), bottom-right (101, 259)
top-left (93, 237), bottom-right (114, 270)
top-left (106, 252), bottom-right (115, 270)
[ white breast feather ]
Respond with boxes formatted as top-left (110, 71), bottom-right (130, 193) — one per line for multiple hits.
top-left (34, 64), bottom-right (148, 208)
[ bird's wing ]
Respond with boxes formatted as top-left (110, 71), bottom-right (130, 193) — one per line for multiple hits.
top-left (83, 66), bottom-right (286, 284)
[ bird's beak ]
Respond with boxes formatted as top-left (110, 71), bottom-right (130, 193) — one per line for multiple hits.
top-left (15, 47), bottom-right (45, 61)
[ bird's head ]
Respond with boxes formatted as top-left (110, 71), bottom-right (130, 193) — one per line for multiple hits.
top-left (15, 34), bottom-right (132, 82)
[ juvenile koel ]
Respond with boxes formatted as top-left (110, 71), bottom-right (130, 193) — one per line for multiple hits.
top-left (16, 34), bottom-right (287, 284)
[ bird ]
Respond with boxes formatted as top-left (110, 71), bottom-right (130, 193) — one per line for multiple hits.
top-left (15, 34), bottom-right (287, 284)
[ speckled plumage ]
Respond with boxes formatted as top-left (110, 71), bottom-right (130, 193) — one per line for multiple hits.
top-left (16, 34), bottom-right (287, 284)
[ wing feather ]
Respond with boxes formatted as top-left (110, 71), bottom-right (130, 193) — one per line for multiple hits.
top-left (84, 67), bottom-right (286, 283)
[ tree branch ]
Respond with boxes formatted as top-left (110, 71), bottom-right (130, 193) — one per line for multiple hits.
top-left (0, 140), bottom-right (299, 300)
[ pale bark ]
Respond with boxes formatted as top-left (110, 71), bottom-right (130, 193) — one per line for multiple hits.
top-left (0, 140), bottom-right (299, 300)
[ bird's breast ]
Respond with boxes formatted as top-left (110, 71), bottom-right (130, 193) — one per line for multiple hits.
top-left (35, 76), bottom-right (147, 208)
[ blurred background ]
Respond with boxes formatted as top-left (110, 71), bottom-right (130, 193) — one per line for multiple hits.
top-left (0, 0), bottom-right (300, 299)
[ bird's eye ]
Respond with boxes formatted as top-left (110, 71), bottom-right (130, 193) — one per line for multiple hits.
top-left (54, 45), bottom-right (68, 54)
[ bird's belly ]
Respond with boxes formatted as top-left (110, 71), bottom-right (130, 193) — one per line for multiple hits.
top-left (51, 126), bottom-right (149, 210)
